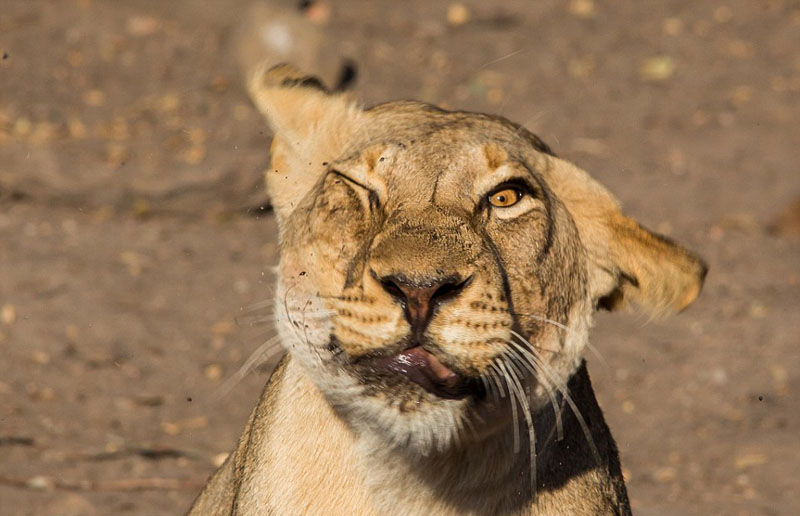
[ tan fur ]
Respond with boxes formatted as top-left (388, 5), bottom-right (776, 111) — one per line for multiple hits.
top-left (187, 36), bottom-right (706, 515)
top-left (543, 158), bottom-right (707, 313)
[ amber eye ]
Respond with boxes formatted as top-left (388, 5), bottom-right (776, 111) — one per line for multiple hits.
top-left (488, 188), bottom-right (522, 208)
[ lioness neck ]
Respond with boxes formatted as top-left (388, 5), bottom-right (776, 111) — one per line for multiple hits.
top-left (231, 357), bottom-right (630, 516)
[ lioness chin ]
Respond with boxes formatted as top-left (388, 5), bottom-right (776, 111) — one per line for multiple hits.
top-left (187, 9), bottom-right (706, 516)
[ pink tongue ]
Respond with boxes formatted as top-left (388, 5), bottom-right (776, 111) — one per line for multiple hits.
top-left (386, 347), bottom-right (459, 386)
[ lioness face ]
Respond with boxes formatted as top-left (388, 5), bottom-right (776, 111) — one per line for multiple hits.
top-left (276, 117), bottom-right (589, 452)
top-left (251, 67), bottom-right (706, 454)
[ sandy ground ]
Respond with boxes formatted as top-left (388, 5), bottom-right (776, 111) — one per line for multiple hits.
top-left (1, 1), bottom-right (798, 515)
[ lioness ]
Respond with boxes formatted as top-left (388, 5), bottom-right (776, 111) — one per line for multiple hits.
top-left (188, 15), bottom-right (706, 516)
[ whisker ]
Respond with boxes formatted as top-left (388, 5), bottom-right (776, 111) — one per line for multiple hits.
top-left (279, 285), bottom-right (325, 360)
top-left (487, 365), bottom-right (507, 399)
top-left (477, 48), bottom-right (528, 71)
top-left (499, 355), bottom-right (538, 502)
top-left (513, 311), bottom-right (609, 367)
top-left (583, 341), bottom-right (610, 370)
top-left (502, 350), bottom-right (527, 384)
top-left (516, 312), bottom-right (572, 332)
top-left (214, 334), bottom-right (282, 400)
top-left (512, 109), bottom-right (550, 138)
top-left (503, 344), bottom-right (563, 442)
top-left (237, 310), bottom-right (335, 328)
top-left (510, 331), bottom-right (601, 464)
top-left (461, 406), bottom-right (479, 442)
top-left (238, 298), bottom-right (275, 313)
top-left (491, 361), bottom-right (519, 453)
top-left (479, 374), bottom-right (498, 405)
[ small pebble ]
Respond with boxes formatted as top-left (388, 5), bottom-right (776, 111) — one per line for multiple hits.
top-left (161, 421), bottom-right (181, 436)
top-left (212, 320), bottom-right (235, 335)
top-left (305, 1), bottom-right (332, 25)
top-left (82, 89), bottom-right (106, 106)
top-left (204, 363), bottom-right (223, 381)
top-left (1, 304), bottom-right (15, 325)
top-left (447, 3), bottom-right (471, 27)
top-left (640, 56), bottom-right (676, 81)
top-left (653, 466), bottom-right (676, 483)
top-left (663, 17), bottom-right (684, 36)
top-left (126, 15), bottom-right (161, 36)
top-left (27, 476), bottom-right (54, 490)
top-left (568, 0), bottom-right (595, 18)
top-left (735, 452), bottom-right (767, 470)
top-left (32, 351), bottom-right (51, 365)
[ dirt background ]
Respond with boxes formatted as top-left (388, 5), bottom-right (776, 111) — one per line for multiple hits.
top-left (1, 1), bottom-right (798, 515)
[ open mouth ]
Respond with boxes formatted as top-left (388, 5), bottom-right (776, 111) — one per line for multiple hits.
top-left (361, 346), bottom-right (482, 400)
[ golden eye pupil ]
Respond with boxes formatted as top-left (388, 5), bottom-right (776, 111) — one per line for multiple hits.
top-left (489, 188), bottom-right (521, 207)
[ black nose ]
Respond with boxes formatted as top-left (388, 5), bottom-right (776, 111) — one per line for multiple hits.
top-left (376, 273), bottom-right (472, 333)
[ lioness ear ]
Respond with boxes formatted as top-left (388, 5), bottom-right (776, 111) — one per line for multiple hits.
top-left (247, 63), bottom-right (364, 221)
top-left (546, 158), bottom-right (708, 314)
top-left (596, 211), bottom-right (708, 313)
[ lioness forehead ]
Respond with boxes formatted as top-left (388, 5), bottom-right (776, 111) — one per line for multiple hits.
top-left (333, 103), bottom-right (554, 206)
top-left (364, 100), bottom-right (554, 155)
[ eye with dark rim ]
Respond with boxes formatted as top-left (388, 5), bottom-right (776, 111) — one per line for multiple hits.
top-left (486, 179), bottom-right (534, 208)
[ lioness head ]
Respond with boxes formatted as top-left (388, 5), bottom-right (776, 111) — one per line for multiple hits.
top-left (250, 64), bottom-right (707, 455)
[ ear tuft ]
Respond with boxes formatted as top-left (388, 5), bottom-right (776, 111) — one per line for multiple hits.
top-left (249, 63), bottom-right (328, 94)
top-left (246, 61), bottom-right (363, 141)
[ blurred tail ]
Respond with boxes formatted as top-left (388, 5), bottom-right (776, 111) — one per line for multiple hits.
top-left (234, 1), bottom-right (356, 94)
